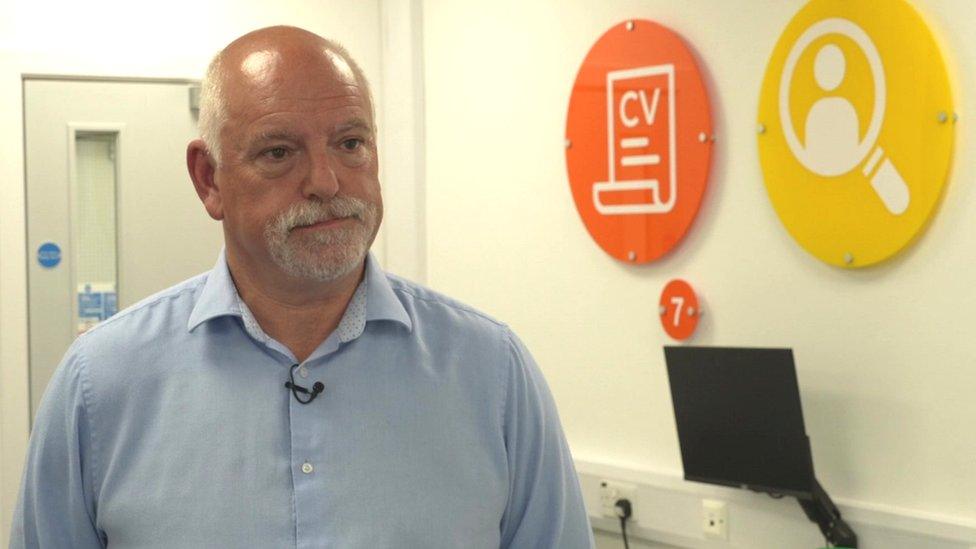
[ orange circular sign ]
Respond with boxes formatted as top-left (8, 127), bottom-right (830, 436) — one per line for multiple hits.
top-left (566, 20), bottom-right (714, 263)
top-left (659, 279), bottom-right (702, 341)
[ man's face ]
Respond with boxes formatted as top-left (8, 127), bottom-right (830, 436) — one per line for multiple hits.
top-left (214, 48), bottom-right (382, 283)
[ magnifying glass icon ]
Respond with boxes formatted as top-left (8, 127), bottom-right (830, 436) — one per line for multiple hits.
top-left (780, 18), bottom-right (909, 216)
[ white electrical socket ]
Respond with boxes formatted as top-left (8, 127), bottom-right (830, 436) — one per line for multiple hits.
top-left (598, 480), bottom-right (638, 521)
top-left (702, 499), bottom-right (728, 540)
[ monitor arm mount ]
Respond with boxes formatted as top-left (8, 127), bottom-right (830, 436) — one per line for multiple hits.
top-left (797, 478), bottom-right (857, 548)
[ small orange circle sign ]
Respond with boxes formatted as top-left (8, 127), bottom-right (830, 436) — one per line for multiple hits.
top-left (566, 20), bottom-right (714, 263)
top-left (659, 279), bottom-right (701, 341)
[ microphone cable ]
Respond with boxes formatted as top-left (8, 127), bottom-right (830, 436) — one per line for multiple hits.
top-left (284, 364), bottom-right (324, 404)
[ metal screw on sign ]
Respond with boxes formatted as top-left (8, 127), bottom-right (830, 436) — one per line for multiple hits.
top-left (937, 111), bottom-right (948, 124)
top-left (658, 305), bottom-right (666, 316)
top-left (628, 251), bottom-right (637, 261)
top-left (757, 123), bottom-right (766, 134)
top-left (564, 138), bottom-right (572, 149)
top-left (844, 252), bottom-right (854, 265)
top-left (625, 21), bottom-right (635, 31)
top-left (698, 132), bottom-right (707, 143)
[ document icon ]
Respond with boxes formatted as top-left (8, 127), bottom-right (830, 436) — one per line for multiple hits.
top-left (593, 65), bottom-right (677, 215)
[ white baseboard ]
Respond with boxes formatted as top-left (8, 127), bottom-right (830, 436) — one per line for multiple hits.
top-left (577, 459), bottom-right (976, 549)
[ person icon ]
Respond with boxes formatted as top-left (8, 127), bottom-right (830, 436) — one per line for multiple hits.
top-left (803, 43), bottom-right (863, 176)
top-left (779, 19), bottom-right (910, 215)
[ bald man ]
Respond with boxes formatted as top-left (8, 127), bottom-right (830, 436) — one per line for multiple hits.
top-left (11, 27), bottom-right (594, 548)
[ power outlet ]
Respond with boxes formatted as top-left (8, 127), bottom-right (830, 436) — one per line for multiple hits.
top-left (599, 480), bottom-right (638, 521)
top-left (702, 499), bottom-right (728, 540)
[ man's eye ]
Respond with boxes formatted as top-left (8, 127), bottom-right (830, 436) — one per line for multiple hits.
top-left (262, 147), bottom-right (290, 160)
top-left (340, 138), bottom-right (364, 152)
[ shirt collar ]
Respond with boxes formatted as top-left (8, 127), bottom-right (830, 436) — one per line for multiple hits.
top-left (362, 251), bottom-right (412, 331)
top-left (187, 249), bottom-right (412, 334)
top-left (187, 249), bottom-right (241, 331)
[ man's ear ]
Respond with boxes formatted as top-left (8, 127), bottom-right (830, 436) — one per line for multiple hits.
top-left (187, 139), bottom-right (225, 221)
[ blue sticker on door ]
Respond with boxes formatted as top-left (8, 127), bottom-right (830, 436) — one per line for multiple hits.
top-left (37, 242), bottom-right (62, 268)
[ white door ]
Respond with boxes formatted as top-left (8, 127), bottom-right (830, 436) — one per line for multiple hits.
top-left (24, 78), bottom-right (224, 422)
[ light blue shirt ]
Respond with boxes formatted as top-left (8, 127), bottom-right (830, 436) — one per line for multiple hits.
top-left (11, 252), bottom-right (594, 548)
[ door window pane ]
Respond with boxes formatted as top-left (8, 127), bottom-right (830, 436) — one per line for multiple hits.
top-left (73, 132), bottom-right (119, 334)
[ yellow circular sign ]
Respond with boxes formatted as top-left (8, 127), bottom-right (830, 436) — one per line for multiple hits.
top-left (758, 0), bottom-right (954, 268)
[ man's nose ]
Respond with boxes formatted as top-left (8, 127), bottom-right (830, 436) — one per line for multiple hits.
top-left (302, 153), bottom-right (340, 200)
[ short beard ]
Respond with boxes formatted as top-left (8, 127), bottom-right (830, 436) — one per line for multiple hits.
top-left (263, 196), bottom-right (379, 282)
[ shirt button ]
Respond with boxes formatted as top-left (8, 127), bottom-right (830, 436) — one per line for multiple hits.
top-left (301, 462), bottom-right (314, 474)
top-left (299, 366), bottom-right (309, 378)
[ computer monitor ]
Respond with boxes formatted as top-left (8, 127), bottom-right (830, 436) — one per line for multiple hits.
top-left (664, 346), bottom-right (815, 498)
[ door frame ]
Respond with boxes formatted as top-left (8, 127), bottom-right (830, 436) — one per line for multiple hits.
top-left (4, 74), bottom-right (202, 536)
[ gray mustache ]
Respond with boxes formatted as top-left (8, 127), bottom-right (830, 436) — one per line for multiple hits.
top-left (277, 198), bottom-right (367, 231)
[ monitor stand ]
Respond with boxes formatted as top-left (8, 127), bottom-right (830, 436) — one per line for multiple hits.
top-left (798, 478), bottom-right (858, 548)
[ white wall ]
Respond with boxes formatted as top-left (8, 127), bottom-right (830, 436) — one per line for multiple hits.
top-left (422, 0), bottom-right (975, 543)
top-left (0, 0), bottom-right (384, 540)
